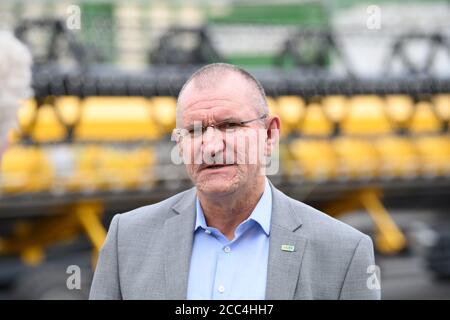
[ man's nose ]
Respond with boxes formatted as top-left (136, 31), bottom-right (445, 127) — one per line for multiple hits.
top-left (202, 126), bottom-right (224, 158)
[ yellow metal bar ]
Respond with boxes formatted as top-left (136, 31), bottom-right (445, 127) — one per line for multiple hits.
top-left (0, 213), bottom-right (82, 265)
top-left (359, 190), bottom-right (407, 254)
top-left (320, 188), bottom-right (407, 254)
top-left (75, 202), bottom-right (106, 253)
top-left (74, 201), bottom-right (106, 269)
top-left (21, 246), bottom-right (45, 266)
top-left (0, 201), bottom-right (106, 267)
top-left (320, 193), bottom-right (363, 218)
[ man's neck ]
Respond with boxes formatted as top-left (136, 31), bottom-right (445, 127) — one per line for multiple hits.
top-left (197, 177), bottom-right (266, 241)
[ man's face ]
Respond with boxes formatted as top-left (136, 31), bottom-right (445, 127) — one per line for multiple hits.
top-left (177, 74), bottom-right (269, 196)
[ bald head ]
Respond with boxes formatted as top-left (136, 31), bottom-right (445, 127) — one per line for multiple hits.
top-left (176, 63), bottom-right (268, 127)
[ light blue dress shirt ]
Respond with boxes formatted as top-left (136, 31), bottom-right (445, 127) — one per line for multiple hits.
top-left (187, 178), bottom-right (272, 300)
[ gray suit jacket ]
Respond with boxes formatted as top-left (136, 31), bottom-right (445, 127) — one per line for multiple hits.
top-left (90, 182), bottom-right (381, 300)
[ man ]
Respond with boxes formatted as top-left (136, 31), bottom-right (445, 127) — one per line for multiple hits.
top-left (90, 63), bottom-right (380, 300)
top-left (0, 31), bottom-right (32, 156)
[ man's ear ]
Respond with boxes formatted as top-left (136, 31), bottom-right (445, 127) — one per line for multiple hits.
top-left (265, 115), bottom-right (280, 156)
top-left (171, 129), bottom-right (183, 157)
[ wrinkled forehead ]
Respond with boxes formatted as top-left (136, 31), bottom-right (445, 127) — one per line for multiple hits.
top-left (178, 75), bottom-right (259, 125)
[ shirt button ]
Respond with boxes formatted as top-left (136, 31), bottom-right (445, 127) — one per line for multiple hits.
top-left (205, 229), bottom-right (211, 235)
top-left (223, 246), bottom-right (231, 253)
top-left (218, 285), bottom-right (225, 293)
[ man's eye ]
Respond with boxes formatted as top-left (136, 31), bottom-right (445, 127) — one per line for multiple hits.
top-left (187, 126), bottom-right (202, 134)
top-left (223, 122), bottom-right (241, 129)
top-left (187, 128), bottom-right (200, 136)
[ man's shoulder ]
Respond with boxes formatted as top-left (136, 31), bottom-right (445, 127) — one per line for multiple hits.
top-left (276, 188), bottom-right (368, 244)
top-left (115, 187), bottom-right (195, 228)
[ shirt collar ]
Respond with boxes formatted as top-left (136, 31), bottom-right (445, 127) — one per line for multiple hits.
top-left (195, 178), bottom-right (272, 236)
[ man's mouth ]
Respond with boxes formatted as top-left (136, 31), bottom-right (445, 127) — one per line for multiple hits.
top-left (202, 164), bottom-right (235, 170)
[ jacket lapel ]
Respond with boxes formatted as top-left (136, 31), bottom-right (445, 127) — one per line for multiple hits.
top-left (265, 185), bottom-right (308, 300)
top-left (163, 188), bottom-right (197, 299)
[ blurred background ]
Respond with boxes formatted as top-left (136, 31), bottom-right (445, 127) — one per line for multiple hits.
top-left (0, 0), bottom-right (449, 299)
